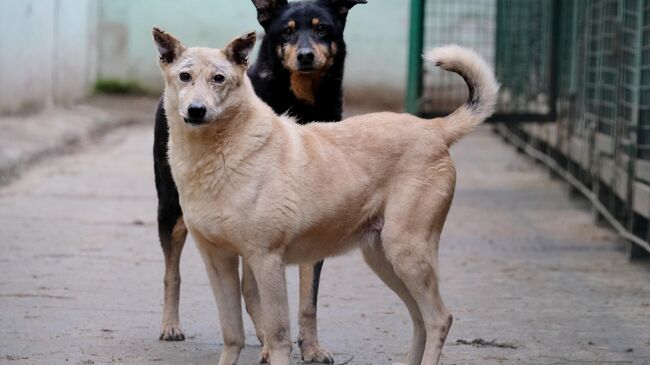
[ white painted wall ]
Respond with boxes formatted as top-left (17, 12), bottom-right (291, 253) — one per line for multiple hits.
top-left (0, 0), bottom-right (98, 115)
top-left (97, 0), bottom-right (260, 94)
top-left (343, 1), bottom-right (408, 108)
top-left (0, 0), bottom-right (409, 114)
top-left (96, 0), bottom-right (409, 108)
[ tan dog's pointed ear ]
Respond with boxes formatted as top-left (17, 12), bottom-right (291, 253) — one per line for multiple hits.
top-left (224, 32), bottom-right (257, 67)
top-left (152, 27), bottom-right (185, 65)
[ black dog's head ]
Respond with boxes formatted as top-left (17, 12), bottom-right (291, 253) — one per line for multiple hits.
top-left (252, 0), bottom-right (366, 73)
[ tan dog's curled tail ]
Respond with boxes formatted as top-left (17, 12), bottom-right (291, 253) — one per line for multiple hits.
top-left (425, 45), bottom-right (499, 146)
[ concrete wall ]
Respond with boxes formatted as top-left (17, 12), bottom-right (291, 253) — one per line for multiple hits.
top-left (97, 0), bottom-right (409, 109)
top-left (0, 0), bottom-right (98, 115)
top-left (344, 1), bottom-right (408, 109)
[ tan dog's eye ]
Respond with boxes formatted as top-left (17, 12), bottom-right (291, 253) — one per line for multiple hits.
top-left (179, 72), bottom-right (191, 82)
top-left (283, 27), bottom-right (294, 38)
top-left (315, 24), bottom-right (327, 37)
top-left (213, 74), bottom-right (225, 84)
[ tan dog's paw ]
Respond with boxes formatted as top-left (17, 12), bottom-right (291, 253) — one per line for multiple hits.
top-left (258, 345), bottom-right (270, 364)
top-left (300, 343), bottom-right (334, 364)
top-left (159, 324), bottom-right (185, 341)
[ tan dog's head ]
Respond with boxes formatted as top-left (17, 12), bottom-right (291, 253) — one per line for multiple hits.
top-left (153, 28), bottom-right (256, 126)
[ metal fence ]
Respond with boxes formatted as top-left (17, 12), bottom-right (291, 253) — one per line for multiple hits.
top-left (407, 0), bottom-right (496, 115)
top-left (406, 0), bottom-right (650, 258)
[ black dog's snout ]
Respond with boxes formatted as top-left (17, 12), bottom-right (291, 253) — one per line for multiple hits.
top-left (187, 103), bottom-right (207, 121)
top-left (297, 48), bottom-right (315, 64)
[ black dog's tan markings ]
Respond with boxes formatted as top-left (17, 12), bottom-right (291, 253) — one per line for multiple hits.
top-left (290, 71), bottom-right (319, 104)
top-left (288, 38), bottom-right (338, 105)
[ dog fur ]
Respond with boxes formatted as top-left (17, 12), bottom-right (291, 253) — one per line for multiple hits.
top-left (153, 28), bottom-right (498, 365)
top-left (153, 1), bottom-right (364, 362)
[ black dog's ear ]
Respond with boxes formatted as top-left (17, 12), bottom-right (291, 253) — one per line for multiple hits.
top-left (321, 0), bottom-right (367, 19)
top-left (224, 31), bottom-right (257, 67)
top-left (251, 0), bottom-right (288, 29)
top-left (152, 27), bottom-right (185, 65)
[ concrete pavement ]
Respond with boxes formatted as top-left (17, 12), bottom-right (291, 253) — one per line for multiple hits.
top-left (0, 99), bottom-right (649, 364)
top-left (0, 96), bottom-right (156, 186)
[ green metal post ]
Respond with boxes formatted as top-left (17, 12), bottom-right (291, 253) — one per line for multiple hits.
top-left (406, 0), bottom-right (425, 115)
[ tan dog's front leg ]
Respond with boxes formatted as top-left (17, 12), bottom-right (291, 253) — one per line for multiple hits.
top-left (194, 235), bottom-right (245, 365)
top-left (298, 261), bottom-right (333, 363)
top-left (242, 260), bottom-right (271, 363)
top-left (248, 254), bottom-right (292, 365)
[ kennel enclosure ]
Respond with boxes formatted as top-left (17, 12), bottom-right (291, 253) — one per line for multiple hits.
top-left (407, 0), bottom-right (650, 257)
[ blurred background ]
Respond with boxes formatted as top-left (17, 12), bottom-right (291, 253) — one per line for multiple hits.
top-left (0, 0), bottom-right (411, 113)
top-left (1, 1), bottom-right (650, 364)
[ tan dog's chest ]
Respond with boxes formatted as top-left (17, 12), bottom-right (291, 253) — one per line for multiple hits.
top-left (170, 155), bottom-right (257, 248)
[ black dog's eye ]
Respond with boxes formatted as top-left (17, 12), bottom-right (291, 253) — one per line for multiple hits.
top-left (315, 24), bottom-right (327, 36)
top-left (179, 72), bottom-right (192, 82)
top-left (283, 27), bottom-right (294, 38)
top-left (213, 74), bottom-right (225, 84)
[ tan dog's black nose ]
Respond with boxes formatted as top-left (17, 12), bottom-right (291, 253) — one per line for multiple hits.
top-left (187, 103), bottom-right (207, 122)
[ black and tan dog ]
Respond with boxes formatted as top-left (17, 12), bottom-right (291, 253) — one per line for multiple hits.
top-left (153, 28), bottom-right (497, 365)
top-left (153, 0), bottom-right (364, 363)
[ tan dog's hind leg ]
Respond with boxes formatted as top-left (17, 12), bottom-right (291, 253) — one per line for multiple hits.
top-left (380, 173), bottom-right (455, 365)
top-left (362, 243), bottom-right (426, 365)
top-left (242, 261), bottom-right (271, 364)
top-left (160, 218), bottom-right (187, 341)
top-left (248, 254), bottom-right (293, 365)
top-left (194, 233), bottom-right (245, 365)
top-left (381, 224), bottom-right (452, 365)
top-left (298, 261), bottom-right (333, 363)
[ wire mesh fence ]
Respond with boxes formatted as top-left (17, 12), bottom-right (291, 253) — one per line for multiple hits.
top-left (406, 0), bottom-right (650, 256)
top-left (420, 0), bottom-right (496, 114)
top-left (496, 0), bottom-right (554, 116)
top-left (498, 0), bottom-right (650, 256)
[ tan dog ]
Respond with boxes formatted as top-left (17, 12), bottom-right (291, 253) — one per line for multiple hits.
top-left (153, 27), bottom-right (498, 365)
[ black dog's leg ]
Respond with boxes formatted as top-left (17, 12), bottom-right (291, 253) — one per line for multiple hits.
top-left (298, 260), bottom-right (333, 363)
top-left (154, 98), bottom-right (187, 341)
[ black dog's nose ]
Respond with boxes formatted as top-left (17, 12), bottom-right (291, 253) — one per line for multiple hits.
top-left (187, 103), bottom-right (206, 121)
top-left (297, 48), bottom-right (315, 64)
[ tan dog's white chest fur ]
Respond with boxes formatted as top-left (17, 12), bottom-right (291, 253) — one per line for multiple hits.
top-left (155, 28), bottom-right (498, 365)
